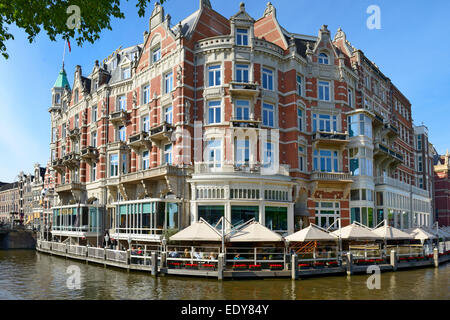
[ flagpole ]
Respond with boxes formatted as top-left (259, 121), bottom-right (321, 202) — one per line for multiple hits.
top-left (62, 40), bottom-right (66, 69)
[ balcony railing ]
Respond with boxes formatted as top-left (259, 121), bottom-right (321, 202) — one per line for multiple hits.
top-left (149, 123), bottom-right (173, 142)
top-left (229, 81), bottom-right (259, 97)
top-left (374, 143), bottom-right (404, 163)
top-left (230, 118), bottom-right (261, 129)
top-left (68, 128), bottom-right (80, 140)
top-left (80, 146), bottom-right (98, 162)
top-left (375, 176), bottom-right (430, 198)
top-left (52, 158), bottom-right (65, 173)
top-left (194, 162), bottom-right (290, 176)
top-left (109, 110), bottom-right (127, 126)
top-left (55, 182), bottom-right (85, 193)
top-left (128, 131), bottom-right (152, 151)
top-left (62, 152), bottom-right (80, 168)
top-left (312, 131), bottom-right (349, 148)
top-left (310, 171), bottom-right (353, 182)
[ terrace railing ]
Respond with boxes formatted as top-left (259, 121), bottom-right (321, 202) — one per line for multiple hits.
top-left (88, 247), bottom-right (105, 259)
top-left (225, 247), bottom-right (286, 270)
top-left (105, 249), bottom-right (128, 263)
top-left (52, 242), bottom-right (67, 253)
top-left (166, 245), bottom-right (220, 270)
top-left (67, 245), bottom-right (87, 256)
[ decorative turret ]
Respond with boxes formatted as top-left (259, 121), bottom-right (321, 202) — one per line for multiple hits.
top-left (50, 66), bottom-right (70, 112)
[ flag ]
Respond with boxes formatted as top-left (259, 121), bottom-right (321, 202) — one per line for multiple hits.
top-left (67, 40), bottom-right (71, 52)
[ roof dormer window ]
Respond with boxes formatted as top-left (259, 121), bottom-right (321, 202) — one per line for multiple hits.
top-left (121, 67), bottom-right (130, 80)
top-left (318, 53), bottom-right (329, 65)
top-left (152, 45), bottom-right (161, 63)
top-left (236, 28), bottom-right (249, 46)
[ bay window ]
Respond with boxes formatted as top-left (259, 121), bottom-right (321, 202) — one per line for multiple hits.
top-left (313, 150), bottom-right (339, 172)
top-left (235, 138), bottom-right (250, 166)
top-left (208, 100), bottom-right (221, 124)
top-left (207, 139), bottom-right (222, 168)
top-left (235, 64), bottom-right (249, 83)
top-left (348, 114), bottom-right (372, 138)
top-left (312, 114), bottom-right (337, 132)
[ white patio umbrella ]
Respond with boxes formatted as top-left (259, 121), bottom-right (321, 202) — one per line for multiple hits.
top-left (227, 221), bottom-right (283, 242)
top-left (372, 225), bottom-right (414, 240)
top-left (285, 224), bottom-right (337, 242)
top-left (331, 223), bottom-right (382, 240)
top-left (408, 227), bottom-right (437, 240)
top-left (170, 220), bottom-right (222, 242)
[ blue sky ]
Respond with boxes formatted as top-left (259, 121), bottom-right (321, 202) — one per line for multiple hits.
top-left (0, 0), bottom-right (449, 182)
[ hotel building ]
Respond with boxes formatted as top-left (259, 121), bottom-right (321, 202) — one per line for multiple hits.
top-left (47, 1), bottom-right (433, 246)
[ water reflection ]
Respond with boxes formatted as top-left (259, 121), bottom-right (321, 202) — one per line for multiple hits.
top-left (0, 251), bottom-right (448, 300)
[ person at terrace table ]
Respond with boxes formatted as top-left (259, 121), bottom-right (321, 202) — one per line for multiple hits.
top-left (194, 251), bottom-right (202, 259)
top-left (184, 248), bottom-right (191, 258)
top-left (137, 247), bottom-right (143, 256)
top-left (209, 252), bottom-right (216, 260)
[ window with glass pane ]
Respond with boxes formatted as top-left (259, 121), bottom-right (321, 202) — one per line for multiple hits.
top-left (318, 53), bottom-right (329, 64)
top-left (121, 154), bottom-right (127, 174)
top-left (207, 139), bottom-right (221, 168)
top-left (164, 72), bottom-right (173, 94)
top-left (236, 28), bottom-right (249, 45)
top-left (92, 106), bottom-right (97, 122)
top-left (91, 132), bottom-right (97, 147)
top-left (348, 114), bottom-right (372, 138)
top-left (231, 206), bottom-right (258, 225)
top-left (165, 106), bottom-right (173, 124)
top-left (118, 126), bottom-right (126, 142)
top-left (91, 162), bottom-right (96, 182)
top-left (142, 151), bottom-right (149, 170)
top-left (298, 108), bottom-right (303, 131)
top-left (263, 142), bottom-right (273, 167)
top-left (315, 202), bottom-right (340, 229)
top-left (208, 65), bottom-right (221, 87)
top-left (313, 150), bottom-right (339, 172)
top-left (348, 88), bottom-right (353, 107)
top-left (198, 206), bottom-right (224, 226)
top-left (351, 207), bottom-right (361, 223)
top-left (142, 85), bottom-right (150, 104)
top-left (110, 154), bottom-right (118, 177)
top-left (262, 68), bottom-right (273, 90)
top-left (262, 103), bottom-right (274, 127)
top-left (235, 138), bottom-right (249, 166)
top-left (122, 67), bottom-right (130, 80)
top-left (235, 64), bottom-right (249, 83)
top-left (265, 207), bottom-right (287, 231)
top-left (318, 81), bottom-right (330, 101)
top-left (298, 145), bottom-right (306, 172)
top-left (164, 144), bottom-right (172, 165)
top-left (312, 114), bottom-right (337, 132)
top-left (235, 100), bottom-right (250, 120)
top-left (118, 95), bottom-right (126, 111)
top-left (297, 75), bottom-right (303, 96)
top-left (152, 46), bottom-right (161, 63)
top-left (208, 101), bottom-right (221, 124)
top-left (74, 114), bottom-right (79, 128)
top-left (142, 115), bottom-right (150, 133)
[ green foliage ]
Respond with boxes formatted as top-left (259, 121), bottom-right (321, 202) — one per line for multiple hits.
top-left (0, 0), bottom-right (164, 59)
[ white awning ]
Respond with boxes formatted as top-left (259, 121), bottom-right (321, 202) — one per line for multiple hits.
top-left (408, 228), bottom-right (437, 240)
top-left (169, 220), bottom-right (222, 242)
top-left (331, 223), bottom-right (382, 240)
top-left (285, 224), bottom-right (337, 242)
top-left (227, 221), bottom-right (284, 242)
top-left (372, 225), bottom-right (414, 240)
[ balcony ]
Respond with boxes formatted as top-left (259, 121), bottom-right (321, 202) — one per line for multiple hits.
top-left (62, 152), bottom-right (80, 168)
top-left (312, 131), bottom-right (349, 150)
top-left (382, 123), bottom-right (398, 138)
top-left (68, 128), bottom-right (80, 140)
top-left (149, 123), bottom-right (173, 143)
top-left (52, 158), bottom-right (65, 174)
top-left (375, 176), bottom-right (430, 198)
top-left (193, 162), bottom-right (290, 177)
top-left (55, 182), bottom-right (85, 194)
top-left (128, 131), bottom-right (152, 152)
top-left (373, 143), bottom-right (403, 166)
top-left (109, 110), bottom-right (128, 126)
top-left (310, 171), bottom-right (353, 183)
top-left (230, 118), bottom-right (261, 129)
top-left (80, 146), bottom-right (99, 163)
top-left (229, 81), bottom-right (259, 97)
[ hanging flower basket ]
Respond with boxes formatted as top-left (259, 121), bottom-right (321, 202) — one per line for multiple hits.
top-left (249, 264), bottom-right (262, 271)
top-left (298, 263), bottom-right (311, 270)
top-left (202, 264), bottom-right (216, 270)
top-left (168, 262), bottom-right (182, 269)
top-left (313, 262), bottom-right (325, 269)
top-left (326, 261), bottom-right (339, 267)
top-left (185, 263), bottom-right (199, 270)
top-left (375, 259), bottom-right (384, 264)
top-left (270, 264), bottom-right (283, 271)
top-left (233, 264), bottom-right (248, 271)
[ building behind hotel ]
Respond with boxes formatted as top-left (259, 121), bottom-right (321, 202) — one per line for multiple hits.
top-left (46, 1), bottom-right (435, 246)
top-left (434, 151), bottom-right (450, 226)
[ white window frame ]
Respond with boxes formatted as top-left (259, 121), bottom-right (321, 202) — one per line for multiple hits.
top-left (164, 72), bottom-right (173, 94)
top-left (207, 139), bottom-right (222, 168)
top-left (318, 53), bottom-right (329, 65)
top-left (262, 67), bottom-right (274, 91)
top-left (235, 100), bottom-right (250, 120)
top-left (235, 64), bottom-right (249, 83)
top-left (262, 103), bottom-right (275, 128)
top-left (297, 75), bottom-right (303, 96)
top-left (118, 95), bottom-right (126, 111)
top-left (142, 150), bottom-right (149, 170)
top-left (236, 28), bottom-right (249, 46)
top-left (110, 154), bottom-right (119, 177)
top-left (208, 65), bottom-right (221, 87)
top-left (208, 100), bottom-right (221, 124)
top-left (318, 80), bottom-right (330, 101)
top-left (164, 144), bottom-right (173, 165)
top-left (142, 84), bottom-right (150, 105)
top-left (164, 106), bottom-right (173, 124)
top-left (298, 145), bottom-right (306, 172)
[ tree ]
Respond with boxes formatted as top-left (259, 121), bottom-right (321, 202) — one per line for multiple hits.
top-left (0, 0), bottom-right (164, 59)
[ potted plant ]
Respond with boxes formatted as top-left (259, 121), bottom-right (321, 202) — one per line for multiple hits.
top-left (298, 263), bottom-right (310, 270)
top-left (233, 264), bottom-right (247, 271)
top-left (202, 263), bottom-right (216, 270)
top-left (270, 264), bottom-right (283, 271)
top-left (185, 263), bottom-right (198, 270)
top-left (399, 257), bottom-right (408, 262)
top-left (249, 264), bottom-right (262, 271)
top-left (326, 261), bottom-right (338, 267)
top-left (375, 259), bottom-right (384, 264)
top-left (313, 262), bottom-right (325, 269)
top-left (168, 262), bottom-right (181, 269)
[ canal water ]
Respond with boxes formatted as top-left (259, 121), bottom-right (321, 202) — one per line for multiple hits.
top-left (0, 250), bottom-right (448, 300)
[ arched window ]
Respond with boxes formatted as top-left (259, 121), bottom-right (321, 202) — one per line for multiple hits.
top-left (318, 53), bottom-right (329, 65)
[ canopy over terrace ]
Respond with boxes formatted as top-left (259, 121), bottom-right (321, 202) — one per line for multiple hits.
top-left (226, 221), bottom-right (284, 243)
top-left (372, 225), bottom-right (414, 240)
top-left (331, 223), bottom-right (382, 240)
top-left (285, 224), bottom-right (337, 242)
top-left (408, 228), bottom-right (437, 240)
top-left (169, 219), bottom-right (222, 242)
